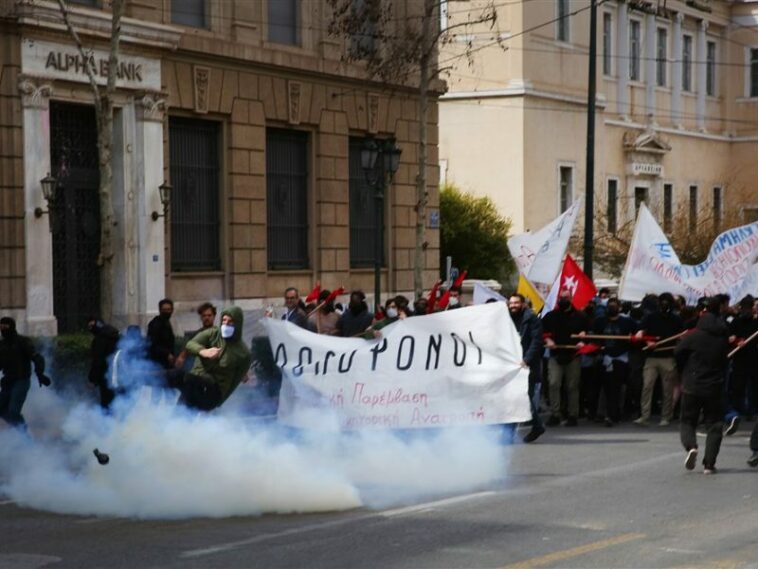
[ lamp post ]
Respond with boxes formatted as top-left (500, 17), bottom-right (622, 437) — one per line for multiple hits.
top-left (151, 181), bottom-right (173, 221)
top-left (361, 138), bottom-right (401, 314)
top-left (35, 173), bottom-right (58, 232)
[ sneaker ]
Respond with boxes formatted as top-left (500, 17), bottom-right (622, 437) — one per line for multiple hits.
top-left (703, 466), bottom-right (718, 475)
top-left (633, 417), bottom-right (650, 427)
top-left (565, 417), bottom-right (578, 427)
top-left (747, 451), bottom-right (758, 468)
top-left (523, 427), bottom-right (546, 444)
top-left (546, 415), bottom-right (561, 427)
top-left (658, 419), bottom-right (670, 427)
top-left (685, 448), bottom-right (698, 470)
top-left (725, 416), bottom-right (740, 436)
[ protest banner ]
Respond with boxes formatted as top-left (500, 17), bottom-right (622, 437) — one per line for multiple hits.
top-left (619, 203), bottom-right (758, 303)
top-left (263, 303), bottom-right (531, 430)
top-left (472, 281), bottom-right (505, 305)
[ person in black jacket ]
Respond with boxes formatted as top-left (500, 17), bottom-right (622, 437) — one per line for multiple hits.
top-left (728, 296), bottom-right (757, 420)
top-left (542, 290), bottom-right (589, 426)
top-left (336, 290), bottom-right (374, 337)
top-left (675, 298), bottom-right (730, 474)
top-left (147, 298), bottom-right (176, 369)
top-left (87, 317), bottom-right (120, 409)
top-left (281, 288), bottom-right (308, 329)
top-left (508, 294), bottom-right (545, 442)
top-left (0, 317), bottom-right (51, 428)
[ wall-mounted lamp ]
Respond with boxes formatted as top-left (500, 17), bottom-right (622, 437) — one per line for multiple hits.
top-left (151, 181), bottom-right (172, 221)
top-left (35, 173), bottom-right (58, 231)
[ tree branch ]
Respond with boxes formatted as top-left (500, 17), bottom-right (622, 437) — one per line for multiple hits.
top-left (56, 0), bottom-right (102, 113)
top-left (107, 0), bottom-right (125, 98)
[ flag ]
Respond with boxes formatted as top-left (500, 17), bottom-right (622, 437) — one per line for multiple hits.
top-left (426, 280), bottom-right (442, 313)
top-left (324, 287), bottom-right (345, 304)
top-left (453, 269), bottom-right (468, 288)
top-left (541, 270), bottom-right (563, 315)
top-left (517, 274), bottom-right (545, 314)
top-left (305, 282), bottom-right (321, 303)
top-left (473, 282), bottom-right (505, 305)
top-left (559, 254), bottom-right (597, 310)
top-left (437, 288), bottom-right (452, 310)
top-left (507, 201), bottom-right (580, 286)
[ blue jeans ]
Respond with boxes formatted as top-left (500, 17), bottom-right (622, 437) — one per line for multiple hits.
top-left (0, 377), bottom-right (31, 427)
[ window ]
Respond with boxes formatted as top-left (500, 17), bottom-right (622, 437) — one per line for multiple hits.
top-left (439, 0), bottom-right (448, 33)
top-left (603, 13), bottom-right (613, 76)
top-left (663, 183), bottom-right (673, 233)
top-left (559, 166), bottom-right (573, 213)
top-left (634, 187), bottom-right (648, 217)
top-left (713, 187), bottom-right (722, 232)
top-left (629, 20), bottom-right (641, 81)
top-left (682, 34), bottom-right (693, 92)
top-left (656, 28), bottom-right (667, 87)
top-left (70, 0), bottom-right (98, 6)
top-left (350, 0), bottom-right (378, 58)
top-left (607, 179), bottom-right (618, 234)
top-left (751, 48), bottom-right (758, 97)
top-left (706, 41), bottom-right (716, 96)
top-left (169, 117), bottom-right (220, 272)
top-left (557, 0), bottom-right (569, 42)
top-left (689, 185), bottom-right (698, 231)
top-left (267, 128), bottom-right (309, 269)
top-left (349, 138), bottom-right (385, 268)
top-left (171, 0), bottom-right (206, 28)
top-left (268, 0), bottom-right (299, 45)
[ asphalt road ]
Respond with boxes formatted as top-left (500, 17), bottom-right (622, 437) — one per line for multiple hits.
top-left (2, 421), bottom-right (757, 569)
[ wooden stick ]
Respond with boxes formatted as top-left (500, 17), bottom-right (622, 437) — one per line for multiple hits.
top-left (652, 346), bottom-right (676, 352)
top-left (571, 334), bottom-right (648, 341)
top-left (728, 329), bottom-right (758, 358)
top-left (643, 330), bottom-right (688, 351)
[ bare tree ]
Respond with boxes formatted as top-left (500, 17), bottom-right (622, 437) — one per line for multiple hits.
top-left (56, 0), bottom-right (125, 322)
top-left (327, 0), bottom-right (500, 298)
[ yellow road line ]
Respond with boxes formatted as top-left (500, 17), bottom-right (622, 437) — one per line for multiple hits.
top-left (501, 532), bottom-right (646, 569)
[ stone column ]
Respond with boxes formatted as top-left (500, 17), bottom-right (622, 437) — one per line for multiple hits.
top-left (18, 75), bottom-right (56, 336)
top-left (645, 13), bottom-right (656, 123)
top-left (616, 1), bottom-right (629, 119)
top-left (696, 20), bottom-right (708, 131)
top-left (135, 92), bottom-right (167, 327)
top-left (672, 14), bottom-right (683, 128)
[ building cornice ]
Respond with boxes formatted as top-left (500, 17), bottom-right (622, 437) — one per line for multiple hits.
top-left (440, 85), bottom-right (608, 108)
top-left (605, 117), bottom-right (758, 142)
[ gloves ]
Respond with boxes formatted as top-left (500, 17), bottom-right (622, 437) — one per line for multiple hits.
top-left (38, 374), bottom-right (52, 387)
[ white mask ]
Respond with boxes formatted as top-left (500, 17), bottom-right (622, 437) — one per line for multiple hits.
top-left (386, 307), bottom-right (399, 319)
top-left (220, 324), bottom-right (235, 339)
top-left (449, 296), bottom-right (460, 306)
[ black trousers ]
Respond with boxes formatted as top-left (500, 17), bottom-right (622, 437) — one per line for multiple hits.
top-left (680, 390), bottom-right (724, 468)
top-left (167, 370), bottom-right (222, 412)
top-left (751, 421), bottom-right (758, 452)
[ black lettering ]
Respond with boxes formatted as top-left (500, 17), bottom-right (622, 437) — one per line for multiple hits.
top-left (468, 331), bottom-right (483, 365)
top-left (426, 334), bottom-right (442, 370)
top-left (370, 339), bottom-right (388, 371)
top-left (451, 333), bottom-right (467, 366)
top-left (274, 343), bottom-right (287, 368)
top-left (134, 65), bottom-right (143, 82)
top-left (397, 335), bottom-right (415, 371)
top-left (293, 347), bottom-right (312, 377)
top-left (323, 350), bottom-right (336, 375)
top-left (45, 52), bottom-right (58, 70)
top-left (338, 350), bottom-right (357, 373)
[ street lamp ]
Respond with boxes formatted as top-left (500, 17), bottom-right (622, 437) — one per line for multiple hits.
top-left (35, 173), bottom-right (58, 231)
top-left (151, 181), bottom-right (172, 221)
top-left (361, 138), bottom-right (401, 314)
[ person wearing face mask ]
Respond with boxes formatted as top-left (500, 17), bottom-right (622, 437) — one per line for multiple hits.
top-left (337, 290), bottom-right (374, 337)
top-left (0, 317), bottom-right (50, 428)
top-left (446, 286), bottom-right (463, 310)
top-left (634, 292), bottom-right (684, 427)
top-left (147, 298), bottom-right (176, 369)
top-left (365, 297), bottom-right (405, 339)
top-left (591, 298), bottom-right (638, 426)
top-left (87, 316), bottom-right (121, 409)
top-left (542, 291), bottom-right (589, 426)
top-left (171, 306), bottom-right (252, 411)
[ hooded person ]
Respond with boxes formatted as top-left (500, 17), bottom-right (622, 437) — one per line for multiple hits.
top-left (170, 306), bottom-right (252, 412)
top-left (87, 316), bottom-right (121, 409)
top-left (0, 317), bottom-right (51, 428)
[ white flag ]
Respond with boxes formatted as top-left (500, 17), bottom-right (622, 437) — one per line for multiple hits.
top-left (507, 201), bottom-right (581, 286)
top-left (472, 282), bottom-right (506, 305)
top-left (619, 203), bottom-right (758, 303)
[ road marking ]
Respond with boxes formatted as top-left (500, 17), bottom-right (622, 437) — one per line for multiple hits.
top-left (381, 491), bottom-right (495, 518)
top-left (500, 532), bottom-right (646, 569)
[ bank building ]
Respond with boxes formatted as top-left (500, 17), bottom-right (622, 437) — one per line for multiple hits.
top-left (0, 0), bottom-right (441, 335)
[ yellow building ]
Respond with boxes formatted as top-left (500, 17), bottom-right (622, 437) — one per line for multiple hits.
top-left (440, 0), bottom-right (758, 240)
top-left (0, 0), bottom-right (440, 334)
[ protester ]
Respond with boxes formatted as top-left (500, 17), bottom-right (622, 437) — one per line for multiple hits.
top-left (446, 286), bottom-right (463, 310)
top-left (170, 306), bottom-right (251, 412)
top-left (413, 297), bottom-right (429, 316)
top-left (507, 294), bottom-right (545, 442)
top-left (336, 290), bottom-right (374, 337)
top-left (147, 298), bottom-right (176, 369)
top-left (542, 290), bottom-right (589, 426)
top-left (0, 317), bottom-right (50, 428)
top-left (675, 297), bottom-right (730, 474)
top-left (87, 316), bottom-right (120, 409)
top-left (727, 296), bottom-right (757, 422)
top-left (307, 289), bottom-right (340, 335)
top-left (175, 302), bottom-right (217, 370)
top-left (281, 287), bottom-right (308, 328)
top-left (635, 293), bottom-right (684, 426)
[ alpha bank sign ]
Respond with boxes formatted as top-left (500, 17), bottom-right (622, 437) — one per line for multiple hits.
top-left (629, 162), bottom-right (663, 177)
top-left (21, 38), bottom-right (160, 91)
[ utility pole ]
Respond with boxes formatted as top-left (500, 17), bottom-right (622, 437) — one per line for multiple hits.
top-left (583, 0), bottom-right (597, 279)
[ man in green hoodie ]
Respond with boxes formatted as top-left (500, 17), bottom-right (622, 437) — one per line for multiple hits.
top-left (169, 306), bottom-right (251, 411)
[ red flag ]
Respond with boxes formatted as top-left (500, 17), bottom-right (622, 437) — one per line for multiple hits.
top-left (437, 288), bottom-right (451, 310)
top-left (305, 282), bottom-right (321, 303)
top-left (558, 255), bottom-right (596, 310)
top-left (426, 280), bottom-right (442, 314)
top-left (324, 287), bottom-right (345, 304)
top-left (577, 343), bottom-right (602, 355)
top-left (453, 270), bottom-right (468, 288)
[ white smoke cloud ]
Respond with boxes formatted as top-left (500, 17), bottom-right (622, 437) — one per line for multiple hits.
top-left (0, 383), bottom-right (509, 519)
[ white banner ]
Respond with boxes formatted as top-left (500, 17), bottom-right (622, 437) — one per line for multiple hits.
top-left (472, 282), bottom-right (506, 305)
top-left (619, 203), bottom-right (758, 303)
top-left (263, 304), bottom-right (531, 430)
top-left (507, 201), bottom-right (580, 286)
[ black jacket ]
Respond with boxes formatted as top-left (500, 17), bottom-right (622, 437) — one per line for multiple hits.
top-left (147, 315), bottom-right (175, 368)
top-left (542, 307), bottom-right (589, 364)
top-left (593, 315), bottom-right (638, 358)
top-left (512, 308), bottom-right (543, 367)
top-left (281, 307), bottom-right (308, 329)
top-left (0, 330), bottom-right (45, 383)
top-left (336, 307), bottom-right (374, 337)
top-left (89, 322), bottom-right (120, 385)
top-left (729, 312), bottom-right (758, 364)
top-left (641, 310), bottom-right (684, 359)
top-left (675, 312), bottom-right (729, 396)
